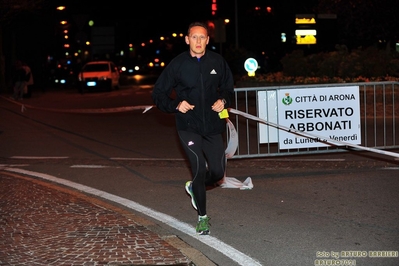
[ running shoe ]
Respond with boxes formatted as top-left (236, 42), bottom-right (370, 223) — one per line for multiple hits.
top-left (196, 216), bottom-right (211, 235)
top-left (185, 181), bottom-right (197, 210)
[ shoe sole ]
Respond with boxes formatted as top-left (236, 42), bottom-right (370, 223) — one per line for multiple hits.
top-left (197, 230), bottom-right (210, 235)
top-left (185, 181), bottom-right (197, 210)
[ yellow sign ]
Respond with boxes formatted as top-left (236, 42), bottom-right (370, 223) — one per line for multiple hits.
top-left (295, 18), bottom-right (316, 24)
top-left (296, 35), bottom-right (316, 45)
top-left (295, 29), bottom-right (317, 45)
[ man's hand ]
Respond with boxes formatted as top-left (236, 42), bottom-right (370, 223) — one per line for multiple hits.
top-left (176, 100), bottom-right (195, 113)
top-left (211, 99), bottom-right (225, 113)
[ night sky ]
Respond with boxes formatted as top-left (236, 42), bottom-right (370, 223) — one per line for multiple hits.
top-left (63, 0), bottom-right (317, 43)
top-left (3, 0), bottom-right (319, 74)
top-left (4, 0), bottom-right (318, 51)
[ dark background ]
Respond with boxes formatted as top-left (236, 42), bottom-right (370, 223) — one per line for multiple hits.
top-left (2, 0), bottom-right (399, 91)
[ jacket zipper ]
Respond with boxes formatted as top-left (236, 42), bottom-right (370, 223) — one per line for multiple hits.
top-left (199, 61), bottom-right (207, 133)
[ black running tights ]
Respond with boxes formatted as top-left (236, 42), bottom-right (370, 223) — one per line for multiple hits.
top-left (178, 131), bottom-right (226, 216)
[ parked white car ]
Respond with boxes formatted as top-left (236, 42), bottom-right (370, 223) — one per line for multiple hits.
top-left (78, 61), bottom-right (120, 92)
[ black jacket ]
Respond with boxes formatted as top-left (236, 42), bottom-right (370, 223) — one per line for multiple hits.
top-left (152, 50), bottom-right (234, 136)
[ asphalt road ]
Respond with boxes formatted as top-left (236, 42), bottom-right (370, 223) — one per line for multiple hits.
top-left (1, 83), bottom-right (399, 266)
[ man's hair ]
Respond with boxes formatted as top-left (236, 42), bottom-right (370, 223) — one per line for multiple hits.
top-left (187, 21), bottom-right (208, 36)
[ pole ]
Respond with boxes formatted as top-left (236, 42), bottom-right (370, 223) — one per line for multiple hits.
top-left (235, 0), bottom-right (238, 49)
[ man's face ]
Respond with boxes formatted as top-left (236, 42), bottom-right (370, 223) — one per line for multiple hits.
top-left (185, 26), bottom-right (209, 57)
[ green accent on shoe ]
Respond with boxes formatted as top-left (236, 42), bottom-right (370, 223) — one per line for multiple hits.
top-left (196, 216), bottom-right (210, 235)
top-left (185, 181), bottom-right (197, 210)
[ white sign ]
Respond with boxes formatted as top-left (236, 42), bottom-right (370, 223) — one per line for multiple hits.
top-left (244, 58), bottom-right (258, 72)
top-left (258, 90), bottom-right (278, 143)
top-left (277, 86), bottom-right (361, 149)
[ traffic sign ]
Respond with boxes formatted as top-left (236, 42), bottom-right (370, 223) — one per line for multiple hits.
top-left (244, 58), bottom-right (258, 73)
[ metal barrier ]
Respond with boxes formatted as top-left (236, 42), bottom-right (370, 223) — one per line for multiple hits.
top-left (229, 81), bottom-right (399, 159)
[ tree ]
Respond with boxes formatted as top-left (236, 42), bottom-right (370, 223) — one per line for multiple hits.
top-left (0, 0), bottom-right (46, 93)
top-left (315, 0), bottom-right (399, 50)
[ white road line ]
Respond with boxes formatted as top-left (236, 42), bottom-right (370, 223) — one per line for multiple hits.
top-left (110, 157), bottom-right (344, 162)
top-left (0, 164), bottom-right (29, 168)
top-left (10, 156), bottom-right (69, 159)
top-left (264, 158), bottom-right (345, 161)
top-left (110, 157), bottom-right (185, 161)
top-left (8, 155), bottom-right (346, 162)
top-left (3, 167), bottom-right (262, 266)
top-left (70, 165), bottom-right (115, 168)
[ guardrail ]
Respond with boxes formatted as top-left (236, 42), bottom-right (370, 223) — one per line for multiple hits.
top-left (229, 81), bottom-right (399, 159)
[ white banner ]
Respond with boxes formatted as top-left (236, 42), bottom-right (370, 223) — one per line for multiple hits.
top-left (277, 86), bottom-right (361, 149)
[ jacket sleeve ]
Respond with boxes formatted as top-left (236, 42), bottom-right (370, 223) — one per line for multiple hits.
top-left (151, 65), bottom-right (181, 113)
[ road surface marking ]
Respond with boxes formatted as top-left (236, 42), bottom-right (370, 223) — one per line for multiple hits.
top-left (3, 167), bottom-right (262, 266)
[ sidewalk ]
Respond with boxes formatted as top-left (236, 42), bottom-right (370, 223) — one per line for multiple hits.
top-left (0, 172), bottom-right (195, 266)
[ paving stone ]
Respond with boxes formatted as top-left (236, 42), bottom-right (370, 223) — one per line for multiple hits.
top-left (0, 174), bottom-right (191, 265)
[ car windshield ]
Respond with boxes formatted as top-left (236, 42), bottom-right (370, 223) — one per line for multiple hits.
top-left (83, 63), bottom-right (109, 72)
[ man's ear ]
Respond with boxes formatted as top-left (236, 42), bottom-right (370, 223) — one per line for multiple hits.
top-left (206, 36), bottom-right (209, 45)
top-left (185, 36), bottom-right (190, 45)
